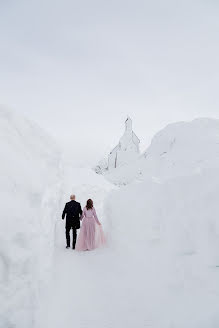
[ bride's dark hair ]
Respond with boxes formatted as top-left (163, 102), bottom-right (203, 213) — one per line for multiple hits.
top-left (86, 199), bottom-right (93, 210)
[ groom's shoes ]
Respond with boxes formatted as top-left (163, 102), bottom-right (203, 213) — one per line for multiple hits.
top-left (66, 246), bottom-right (70, 249)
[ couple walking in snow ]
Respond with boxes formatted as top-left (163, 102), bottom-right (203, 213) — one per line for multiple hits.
top-left (62, 195), bottom-right (105, 251)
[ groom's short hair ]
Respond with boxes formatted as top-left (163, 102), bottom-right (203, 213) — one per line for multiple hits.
top-left (70, 194), bottom-right (75, 200)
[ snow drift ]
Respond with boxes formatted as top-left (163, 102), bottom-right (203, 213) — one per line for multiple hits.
top-left (104, 118), bottom-right (219, 326)
top-left (106, 169), bottom-right (219, 327)
top-left (0, 107), bottom-right (62, 328)
top-left (106, 118), bottom-right (219, 185)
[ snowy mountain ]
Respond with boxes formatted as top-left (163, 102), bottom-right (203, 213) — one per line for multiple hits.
top-left (105, 118), bottom-right (219, 185)
top-left (0, 107), bottom-right (62, 328)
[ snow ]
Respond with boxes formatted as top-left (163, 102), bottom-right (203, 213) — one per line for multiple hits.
top-left (106, 118), bottom-right (219, 185)
top-left (2, 112), bottom-right (219, 327)
top-left (98, 117), bottom-right (140, 173)
top-left (105, 169), bottom-right (219, 327)
top-left (37, 118), bottom-right (219, 328)
top-left (38, 168), bottom-right (219, 327)
top-left (0, 107), bottom-right (62, 328)
top-left (37, 166), bottom-right (114, 328)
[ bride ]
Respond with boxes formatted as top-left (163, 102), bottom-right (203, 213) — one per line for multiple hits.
top-left (75, 199), bottom-right (105, 251)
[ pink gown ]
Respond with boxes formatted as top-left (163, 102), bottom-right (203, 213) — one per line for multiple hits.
top-left (75, 207), bottom-right (106, 251)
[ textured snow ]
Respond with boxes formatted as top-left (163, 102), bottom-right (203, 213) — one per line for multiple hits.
top-left (37, 166), bottom-right (114, 328)
top-left (106, 169), bottom-right (219, 327)
top-left (97, 117), bottom-right (140, 173)
top-left (0, 107), bottom-right (62, 328)
top-left (2, 112), bottom-right (219, 327)
top-left (38, 118), bottom-right (219, 328)
top-left (106, 118), bottom-right (219, 184)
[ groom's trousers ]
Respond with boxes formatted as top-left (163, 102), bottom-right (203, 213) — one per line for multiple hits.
top-left (66, 225), bottom-right (77, 249)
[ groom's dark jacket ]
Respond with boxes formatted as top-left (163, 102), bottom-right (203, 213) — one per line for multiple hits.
top-left (62, 200), bottom-right (82, 228)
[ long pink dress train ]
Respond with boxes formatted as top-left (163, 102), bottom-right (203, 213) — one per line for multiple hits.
top-left (75, 207), bottom-right (106, 251)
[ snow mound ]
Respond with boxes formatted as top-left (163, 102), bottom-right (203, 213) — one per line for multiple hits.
top-left (0, 107), bottom-right (62, 328)
top-left (106, 118), bottom-right (219, 184)
top-left (106, 169), bottom-right (219, 327)
top-left (104, 118), bottom-right (219, 326)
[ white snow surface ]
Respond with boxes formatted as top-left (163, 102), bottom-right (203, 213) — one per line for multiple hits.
top-left (107, 170), bottom-right (219, 327)
top-left (2, 113), bottom-right (219, 327)
top-left (106, 118), bottom-right (219, 185)
top-left (38, 118), bottom-right (219, 328)
top-left (0, 107), bottom-right (62, 328)
top-left (37, 166), bottom-right (115, 328)
top-left (37, 169), bottom-right (219, 328)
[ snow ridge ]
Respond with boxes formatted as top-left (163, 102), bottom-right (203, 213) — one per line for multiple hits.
top-left (105, 118), bottom-right (219, 185)
top-left (0, 107), bottom-right (63, 328)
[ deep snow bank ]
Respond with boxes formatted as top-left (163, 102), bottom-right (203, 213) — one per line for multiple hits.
top-left (104, 118), bottom-right (219, 326)
top-left (106, 118), bottom-right (219, 184)
top-left (0, 107), bottom-right (62, 328)
top-left (106, 170), bottom-right (219, 327)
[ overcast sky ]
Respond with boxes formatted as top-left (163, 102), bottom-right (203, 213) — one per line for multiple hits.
top-left (0, 0), bottom-right (219, 164)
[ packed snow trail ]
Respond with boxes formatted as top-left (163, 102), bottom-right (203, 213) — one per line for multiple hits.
top-left (38, 165), bottom-right (219, 328)
top-left (39, 243), bottom-right (154, 327)
top-left (37, 167), bottom-right (153, 328)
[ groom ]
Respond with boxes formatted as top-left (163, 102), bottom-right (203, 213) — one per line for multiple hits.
top-left (62, 194), bottom-right (82, 249)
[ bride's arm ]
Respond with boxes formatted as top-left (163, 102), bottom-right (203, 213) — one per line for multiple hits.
top-left (93, 207), bottom-right (101, 225)
top-left (80, 208), bottom-right (85, 220)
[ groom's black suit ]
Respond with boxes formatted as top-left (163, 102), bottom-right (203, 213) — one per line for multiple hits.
top-left (62, 200), bottom-right (82, 248)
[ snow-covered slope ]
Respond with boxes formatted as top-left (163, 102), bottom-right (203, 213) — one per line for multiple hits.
top-left (103, 118), bottom-right (219, 326)
top-left (0, 107), bottom-right (62, 328)
top-left (36, 117), bottom-right (219, 328)
top-left (106, 118), bottom-right (219, 184)
top-left (38, 165), bottom-right (219, 328)
top-left (105, 169), bottom-right (219, 327)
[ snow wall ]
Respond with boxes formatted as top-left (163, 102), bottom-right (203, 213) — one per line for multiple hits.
top-left (106, 118), bottom-right (219, 185)
top-left (105, 118), bottom-right (219, 326)
top-left (0, 107), bottom-right (62, 328)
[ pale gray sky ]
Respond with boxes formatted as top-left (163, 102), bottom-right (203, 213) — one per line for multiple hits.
top-left (0, 0), bottom-right (219, 164)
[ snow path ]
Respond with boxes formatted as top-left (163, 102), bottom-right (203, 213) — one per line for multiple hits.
top-left (37, 167), bottom-right (153, 327)
top-left (37, 166), bottom-right (219, 328)
top-left (39, 246), bottom-right (153, 328)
